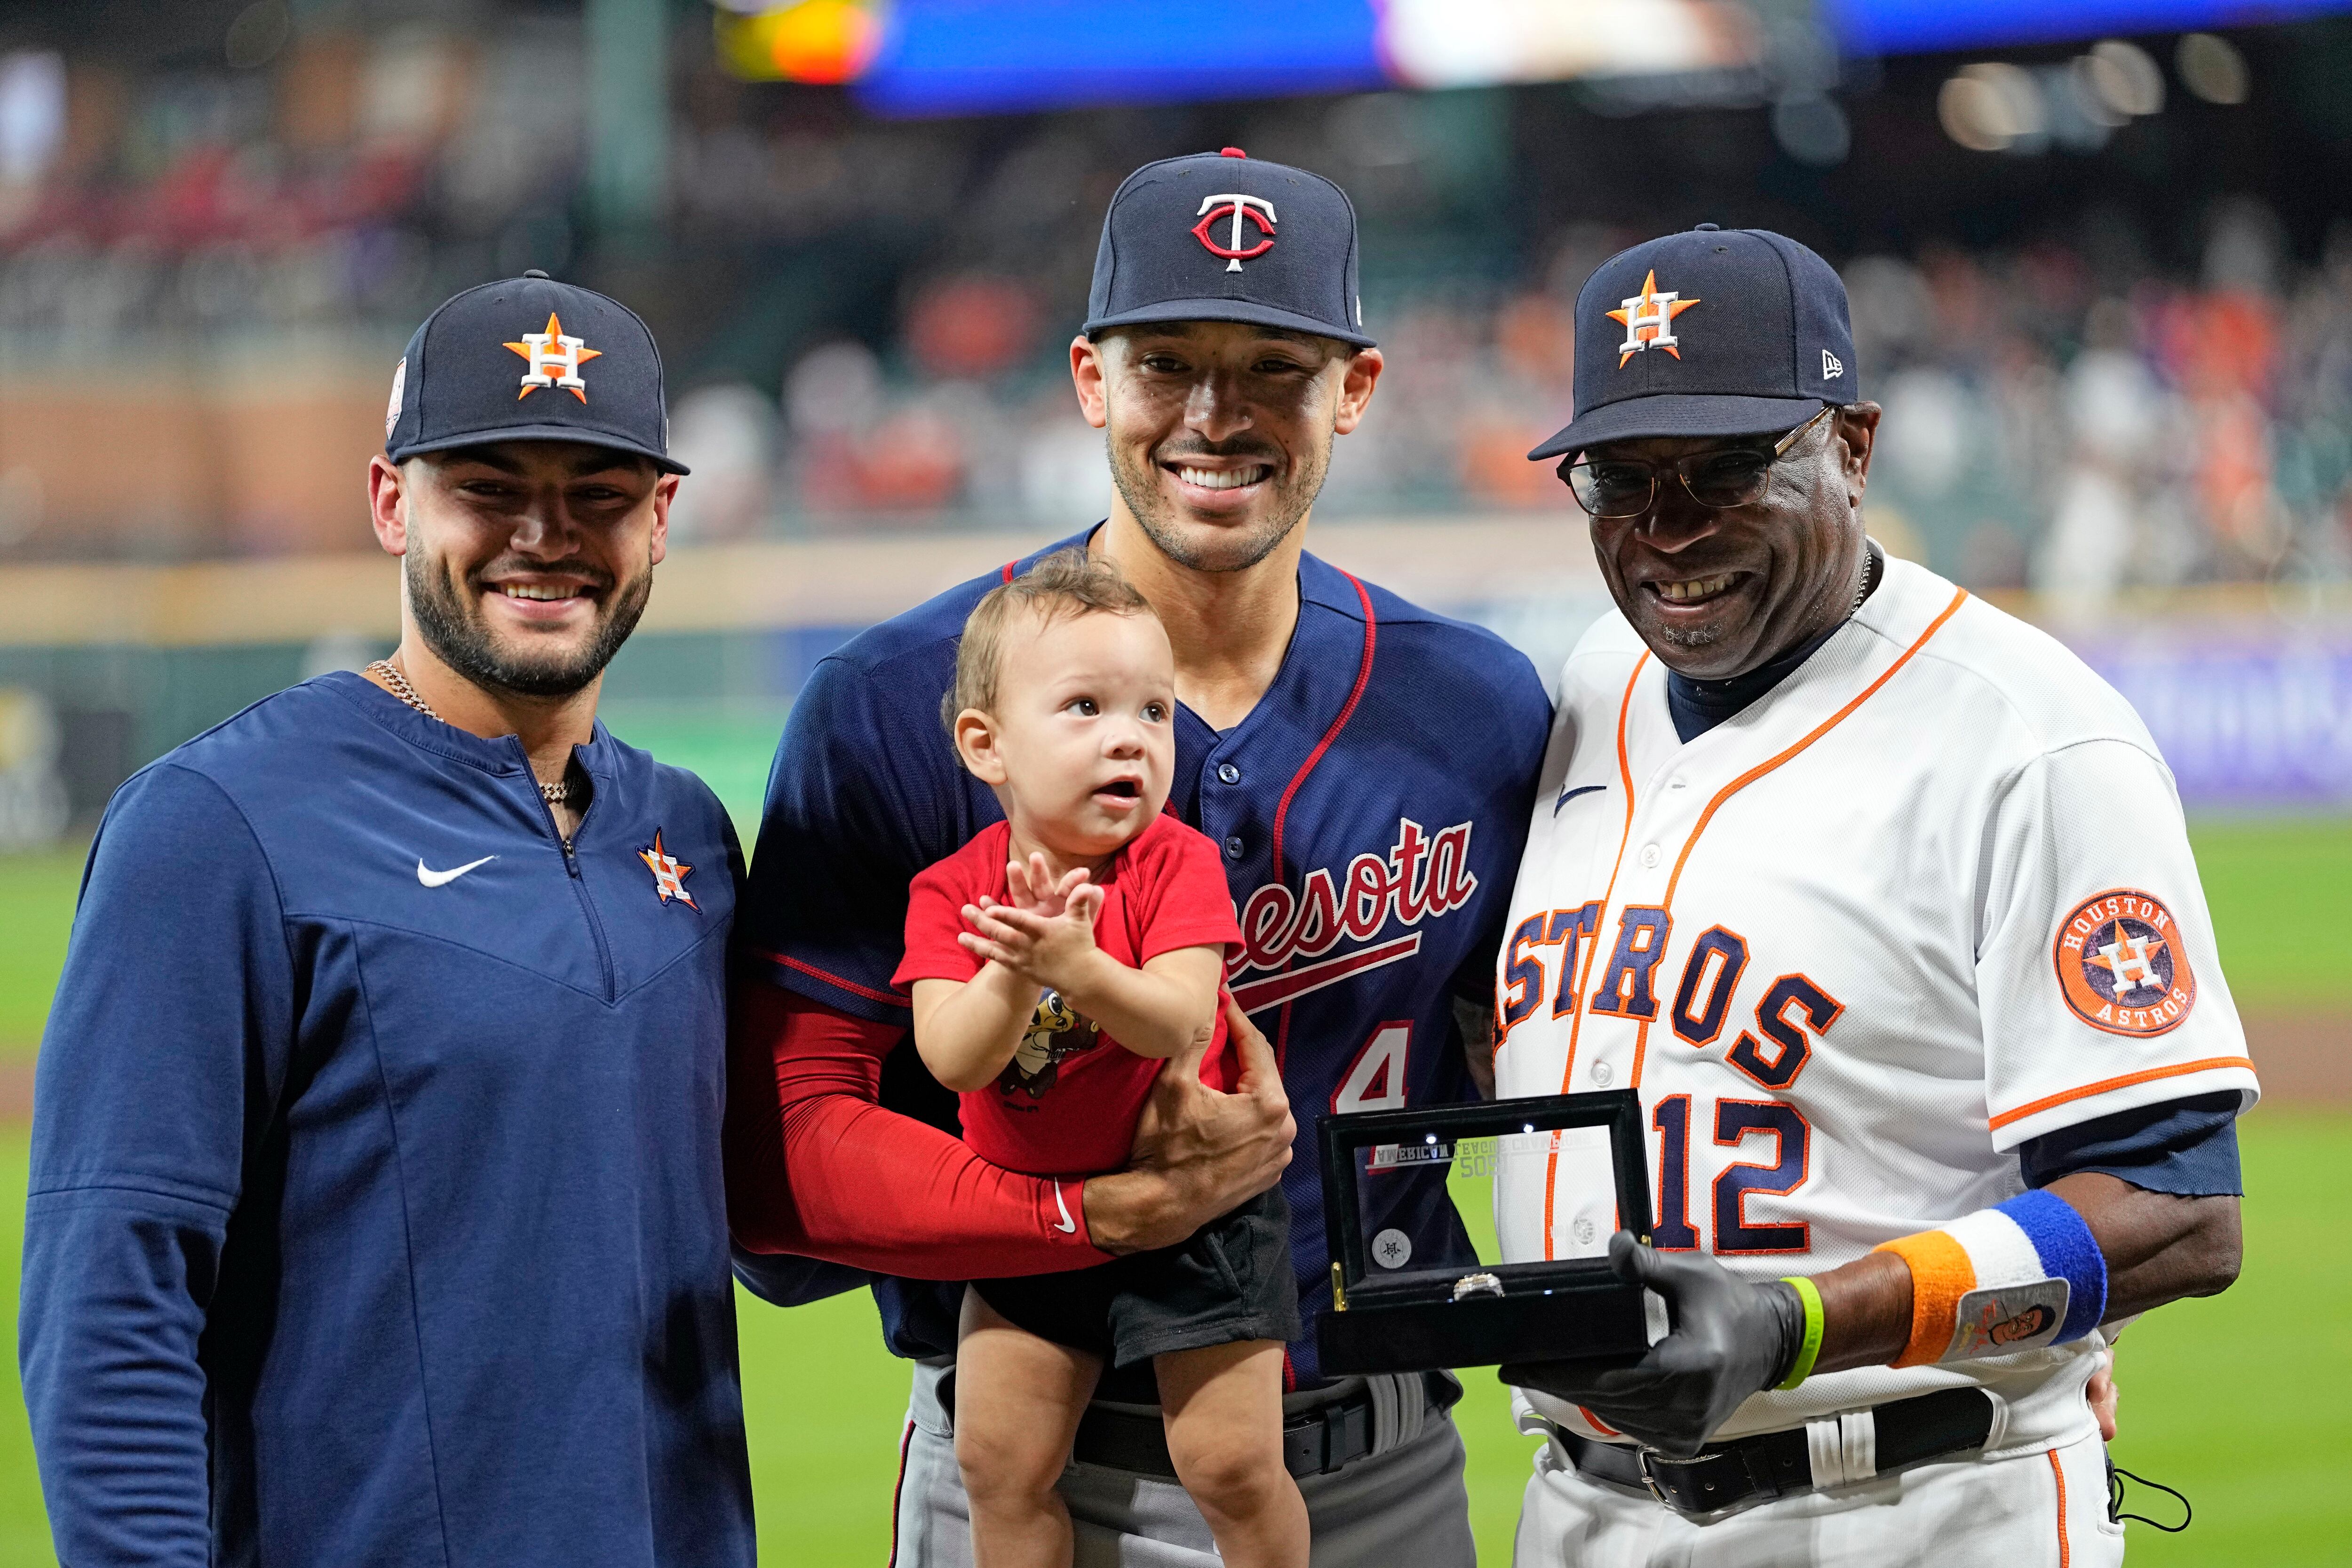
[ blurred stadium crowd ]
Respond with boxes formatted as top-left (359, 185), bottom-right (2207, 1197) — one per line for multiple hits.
top-left (0, 6), bottom-right (2349, 607)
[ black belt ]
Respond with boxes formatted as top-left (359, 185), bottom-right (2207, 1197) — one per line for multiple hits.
top-left (1065, 1371), bottom-right (1459, 1481)
top-left (1549, 1388), bottom-right (1996, 1520)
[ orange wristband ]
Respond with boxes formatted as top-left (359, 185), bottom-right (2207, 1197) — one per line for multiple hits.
top-left (1874, 1230), bottom-right (1976, 1368)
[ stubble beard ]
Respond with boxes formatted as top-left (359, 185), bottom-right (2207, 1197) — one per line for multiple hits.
top-left (1647, 615), bottom-right (1725, 651)
top-left (405, 549), bottom-right (652, 700)
top-left (1106, 427), bottom-right (1328, 575)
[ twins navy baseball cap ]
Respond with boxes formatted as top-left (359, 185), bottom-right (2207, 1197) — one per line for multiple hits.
top-left (1082, 147), bottom-right (1375, 349)
top-left (1528, 225), bottom-right (1857, 461)
top-left (384, 269), bottom-right (688, 474)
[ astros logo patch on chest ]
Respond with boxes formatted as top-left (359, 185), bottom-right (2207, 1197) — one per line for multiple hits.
top-left (638, 830), bottom-right (698, 909)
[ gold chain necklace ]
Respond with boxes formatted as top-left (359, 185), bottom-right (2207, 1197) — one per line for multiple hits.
top-left (366, 659), bottom-right (573, 806)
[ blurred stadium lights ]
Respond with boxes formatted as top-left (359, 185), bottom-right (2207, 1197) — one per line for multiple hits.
top-left (0, 50), bottom-right (64, 187)
top-left (222, 1), bottom-right (293, 72)
top-left (1938, 37), bottom-right (2174, 154)
top-left (2177, 31), bottom-right (2250, 102)
top-left (2081, 38), bottom-right (2163, 117)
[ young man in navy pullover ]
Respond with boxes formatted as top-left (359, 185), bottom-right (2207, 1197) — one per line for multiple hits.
top-left (20, 273), bottom-right (756, 1567)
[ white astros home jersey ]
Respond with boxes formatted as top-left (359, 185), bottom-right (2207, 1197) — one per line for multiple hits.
top-left (1491, 551), bottom-right (2259, 1455)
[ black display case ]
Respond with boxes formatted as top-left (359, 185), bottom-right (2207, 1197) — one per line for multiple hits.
top-left (1316, 1090), bottom-right (1661, 1377)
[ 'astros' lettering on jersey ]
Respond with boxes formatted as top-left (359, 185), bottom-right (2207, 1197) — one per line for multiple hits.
top-left (1492, 552), bottom-right (2257, 1454)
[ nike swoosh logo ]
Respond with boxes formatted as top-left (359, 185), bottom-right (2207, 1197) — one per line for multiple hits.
top-left (417, 855), bottom-right (497, 888)
top-left (1555, 784), bottom-right (1606, 816)
top-left (1052, 1183), bottom-right (1078, 1234)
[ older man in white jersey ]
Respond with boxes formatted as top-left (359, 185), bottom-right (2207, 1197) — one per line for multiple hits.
top-left (1488, 226), bottom-right (2252, 1567)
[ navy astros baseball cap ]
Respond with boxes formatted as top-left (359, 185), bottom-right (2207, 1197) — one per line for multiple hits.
top-left (1083, 147), bottom-right (1375, 349)
top-left (384, 270), bottom-right (688, 474)
top-left (1528, 225), bottom-right (1856, 461)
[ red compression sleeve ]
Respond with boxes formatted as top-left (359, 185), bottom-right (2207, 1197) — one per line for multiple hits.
top-left (723, 982), bottom-right (1111, 1279)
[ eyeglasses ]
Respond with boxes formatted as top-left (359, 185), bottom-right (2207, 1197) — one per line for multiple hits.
top-left (1560, 406), bottom-right (1836, 520)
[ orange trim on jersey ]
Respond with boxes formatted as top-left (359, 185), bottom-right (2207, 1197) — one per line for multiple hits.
top-left (2047, 1448), bottom-right (2071, 1568)
top-left (1556, 653), bottom-right (1647, 1093)
top-left (1542, 652), bottom-right (1647, 1258)
top-left (1987, 1056), bottom-right (2257, 1132)
top-left (1628, 585), bottom-right (1970, 1090)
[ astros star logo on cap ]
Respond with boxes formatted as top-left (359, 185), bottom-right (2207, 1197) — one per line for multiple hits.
top-left (504, 312), bottom-right (602, 402)
top-left (1607, 270), bottom-right (1700, 367)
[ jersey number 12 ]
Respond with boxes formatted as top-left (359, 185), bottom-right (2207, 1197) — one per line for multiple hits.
top-left (1649, 1094), bottom-right (1811, 1254)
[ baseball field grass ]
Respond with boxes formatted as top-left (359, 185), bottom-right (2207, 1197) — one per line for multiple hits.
top-left (0, 816), bottom-right (2346, 1564)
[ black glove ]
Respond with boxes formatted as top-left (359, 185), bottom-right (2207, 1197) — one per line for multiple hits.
top-left (1500, 1231), bottom-right (1805, 1459)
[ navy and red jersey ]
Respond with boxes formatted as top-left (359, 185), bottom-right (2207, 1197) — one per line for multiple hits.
top-left (894, 813), bottom-right (1244, 1177)
top-left (733, 528), bottom-right (1551, 1382)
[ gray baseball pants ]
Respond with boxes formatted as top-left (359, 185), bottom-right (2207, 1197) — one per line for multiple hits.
top-left (889, 1357), bottom-right (1478, 1566)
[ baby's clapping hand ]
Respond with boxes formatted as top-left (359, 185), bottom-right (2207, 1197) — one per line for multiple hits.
top-left (961, 856), bottom-right (1105, 991)
top-left (1006, 852), bottom-right (1088, 919)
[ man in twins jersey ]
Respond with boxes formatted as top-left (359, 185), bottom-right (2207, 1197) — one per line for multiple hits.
top-left (1490, 228), bottom-right (2251, 1566)
top-left (726, 151), bottom-right (1549, 1564)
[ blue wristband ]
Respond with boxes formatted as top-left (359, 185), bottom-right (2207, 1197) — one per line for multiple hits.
top-left (1993, 1188), bottom-right (2108, 1343)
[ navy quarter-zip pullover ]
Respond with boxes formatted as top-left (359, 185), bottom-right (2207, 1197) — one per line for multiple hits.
top-left (19, 671), bottom-right (754, 1568)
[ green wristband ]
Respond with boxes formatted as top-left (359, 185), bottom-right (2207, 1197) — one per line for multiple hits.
top-left (1778, 1276), bottom-right (1825, 1391)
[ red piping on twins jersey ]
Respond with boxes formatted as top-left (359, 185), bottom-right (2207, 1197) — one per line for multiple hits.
top-left (1267, 573), bottom-right (1378, 1066)
top-left (1270, 572), bottom-right (1378, 884)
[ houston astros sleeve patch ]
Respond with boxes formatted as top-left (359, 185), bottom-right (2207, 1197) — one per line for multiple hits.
top-left (2053, 889), bottom-right (2196, 1037)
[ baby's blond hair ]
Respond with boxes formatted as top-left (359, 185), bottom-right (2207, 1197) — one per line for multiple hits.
top-left (941, 548), bottom-right (1156, 737)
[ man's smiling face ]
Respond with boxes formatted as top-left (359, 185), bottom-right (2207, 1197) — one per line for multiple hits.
top-left (1073, 320), bottom-right (1382, 573)
top-left (1582, 404), bottom-right (1879, 681)
top-left (395, 440), bottom-right (674, 699)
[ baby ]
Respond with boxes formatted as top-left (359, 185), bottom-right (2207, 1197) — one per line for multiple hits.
top-left (892, 548), bottom-right (1304, 1568)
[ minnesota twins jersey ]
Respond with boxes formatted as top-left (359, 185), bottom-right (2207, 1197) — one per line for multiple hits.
top-left (739, 529), bottom-right (1551, 1381)
top-left (1490, 555), bottom-right (2258, 1454)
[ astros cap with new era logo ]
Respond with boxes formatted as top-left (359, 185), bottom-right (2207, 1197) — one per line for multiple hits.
top-left (384, 269), bottom-right (689, 474)
top-left (1082, 147), bottom-right (1376, 349)
top-left (1528, 225), bottom-right (1857, 461)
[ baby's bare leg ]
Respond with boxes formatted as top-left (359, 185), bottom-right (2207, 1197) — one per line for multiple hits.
top-left (1155, 1339), bottom-right (1307, 1568)
top-left (955, 1288), bottom-right (1102, 1568)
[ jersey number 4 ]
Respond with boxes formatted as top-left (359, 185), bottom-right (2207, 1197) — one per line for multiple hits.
top-left (1331, 1021), bottom-right (1412, 1113)
top-left (1649, 1094), bottom-right (1810, 1254)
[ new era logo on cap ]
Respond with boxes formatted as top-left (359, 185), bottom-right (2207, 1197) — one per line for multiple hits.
top-left (1529, 224), bottom-right (1859, 462)
top-left (1084, 148), bottom-right (1374, 348)
top-left (385, 270), bottom-right (687, 474)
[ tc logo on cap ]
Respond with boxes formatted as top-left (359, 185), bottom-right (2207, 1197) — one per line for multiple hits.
top-left (1607, 270), bottom-right (1700, 367)
top-left (1192, 193), bottom-right (1277, 272)
top-left (504, 311), bottom-right (603, 403)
